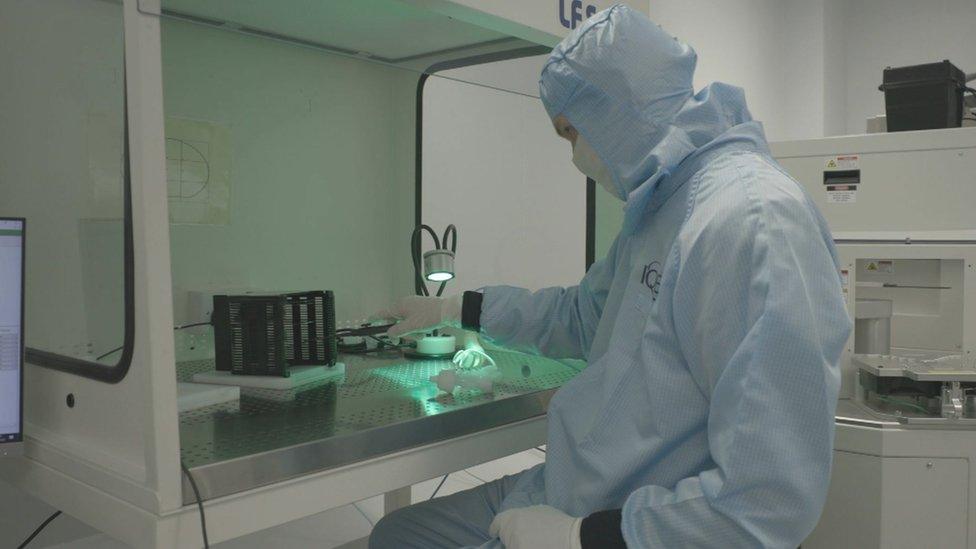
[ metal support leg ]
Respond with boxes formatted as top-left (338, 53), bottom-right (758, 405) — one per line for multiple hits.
top-left (384, 486), bottom-right (411, 514)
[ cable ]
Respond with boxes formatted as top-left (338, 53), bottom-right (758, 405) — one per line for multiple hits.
top-left (411, 225), bottom-right (440, 296)
top-left (174, 321), bottom-right (212, 330)
top-left (181, 460), bottom-right (210, 549)
top-left (16, 510), bottom-right (61, 549)
top-left (342, 340), bottom-right (413, 355)
top-left (411, 228), bottom-right (427, 296)
top-left (340, 333), bottom-right (414, 355)
top-left (429, 474), bottom-right (449, 500)
top-left (95, 345), bottom-right (125, 361)
top-left (367, 335), bottom-right (411, 350)
top-left (94, 321), bottom-right (212, 362)
top-left (435, 225), bottom-right (458, 298)
top-left (535, 446), bottom-right (547, 453)
top-left (442, 225), bottom-right (457, 253)
top-left (335, 324), bottom-right (396, 337)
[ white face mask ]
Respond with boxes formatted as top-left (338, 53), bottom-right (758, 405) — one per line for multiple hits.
top-left (572, 134), bottom-right (624, 200)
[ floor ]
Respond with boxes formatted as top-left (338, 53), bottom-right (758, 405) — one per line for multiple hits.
top-left (40, 449), bottom-right (546, 549)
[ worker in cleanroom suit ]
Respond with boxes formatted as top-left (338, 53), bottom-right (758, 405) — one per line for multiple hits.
top-left (371, 5), bottom-right (851, 549)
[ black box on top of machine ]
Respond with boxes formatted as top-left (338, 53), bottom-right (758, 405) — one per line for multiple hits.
top-left (880, 60), bottom-right (967, 132)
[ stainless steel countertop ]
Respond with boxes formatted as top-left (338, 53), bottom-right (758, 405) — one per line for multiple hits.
top-left (178, 356), bottom-right (934, 505)
top-left (178, 349), bottom-right (580, 504)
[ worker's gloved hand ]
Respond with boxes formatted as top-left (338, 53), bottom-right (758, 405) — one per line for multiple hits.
top-left (453, 332), bottom-right (495, 370)
top-left (379, 294), bottom-right (462, 338)
top-left (453, 347), bottom-right (494, 370)
top-left (489, 505), bottom-right (582, 549)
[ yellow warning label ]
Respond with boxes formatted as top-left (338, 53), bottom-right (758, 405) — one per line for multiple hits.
top-left (825, 155), bottom-right (859, 170)
top-left (866, 262), bottom-right (878, 271)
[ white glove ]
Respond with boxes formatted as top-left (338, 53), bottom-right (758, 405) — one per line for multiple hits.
top-left (378, 294), bottom-right (462, 338)
top-left (489, 505), bottom-right (582, 549)
top-left (453, 347), bottom-right (494, 369)
top-left (453, 332), bottom-right (495, 370)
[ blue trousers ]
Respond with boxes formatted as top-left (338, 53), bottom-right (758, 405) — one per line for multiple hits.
top-left (369, 473), bottom-right (523, 549)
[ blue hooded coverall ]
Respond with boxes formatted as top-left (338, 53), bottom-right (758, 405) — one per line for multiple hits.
top-left (371, 6), bottom-right (851, 548)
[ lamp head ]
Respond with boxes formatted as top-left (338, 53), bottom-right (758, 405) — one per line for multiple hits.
top-left (423, 249), bottom-right (455, 282)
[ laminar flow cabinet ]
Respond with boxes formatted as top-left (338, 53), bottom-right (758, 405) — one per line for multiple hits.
top-left (0, 0), bottom-right (647, 546)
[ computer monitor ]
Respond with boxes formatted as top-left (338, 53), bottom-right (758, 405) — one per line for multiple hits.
top-left (0, 218), bottom-right (24, 456)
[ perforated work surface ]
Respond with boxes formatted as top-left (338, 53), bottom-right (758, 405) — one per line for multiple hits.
top-left (177, 350), bottom-right (579, 468)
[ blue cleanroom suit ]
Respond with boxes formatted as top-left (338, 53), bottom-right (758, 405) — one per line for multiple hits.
top-left (372, 5), bottom-right (851, 548)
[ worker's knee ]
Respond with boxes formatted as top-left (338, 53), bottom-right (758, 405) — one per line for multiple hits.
top-left (368, 506), bottom-right (414, 549)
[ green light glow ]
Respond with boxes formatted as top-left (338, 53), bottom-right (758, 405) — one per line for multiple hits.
top-left (426, 271), bottom-right (454, 282)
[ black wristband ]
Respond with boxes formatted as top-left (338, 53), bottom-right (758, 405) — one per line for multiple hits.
top-left (580, 509), bottom-right (626, 549)
top-left (461, 290), bottom-right (483, 332)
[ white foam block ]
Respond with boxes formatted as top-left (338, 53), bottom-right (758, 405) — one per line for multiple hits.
top-left (177, 382), bottom-right (240, 412)
top-left (191, 363), bottom-right (345, 390)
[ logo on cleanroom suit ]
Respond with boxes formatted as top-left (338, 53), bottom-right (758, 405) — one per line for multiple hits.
top-left (558, 0), bottom-right (598, 29)
top-left (641, 262), bottom-right (662, 300)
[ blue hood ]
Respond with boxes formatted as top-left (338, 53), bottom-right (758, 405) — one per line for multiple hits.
top-left (540, 5), bottom-right (765, 233)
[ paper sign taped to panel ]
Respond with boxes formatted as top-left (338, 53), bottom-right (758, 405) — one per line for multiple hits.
top-left (165, 117), bottom-right (231, 225)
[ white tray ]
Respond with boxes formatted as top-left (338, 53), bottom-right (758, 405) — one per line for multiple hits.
top-left (191, 363), bottom-right (345, 389)
top-left (177, 382), bottom-right (240, 412)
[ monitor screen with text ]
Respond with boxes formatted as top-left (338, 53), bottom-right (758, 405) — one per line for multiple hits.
top-left (0, 218), bottom-right (24, 447)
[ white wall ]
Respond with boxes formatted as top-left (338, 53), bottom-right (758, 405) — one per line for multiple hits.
top-left (594, 0), bottom-right (830, 257)
top-left (822, 0), bottom-right (850, 137)
top-left (647, 0), bottom-right (827, 142)
top-left (650, 0), bottom-right (976, 138)
top-left (596, 0), bottom-right (976, 258)
top-left (422, 57), bottom-right (588, 293)
top-left (830, 0), bottom-right (976, 135)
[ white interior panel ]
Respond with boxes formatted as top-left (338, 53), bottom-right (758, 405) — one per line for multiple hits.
top-left (162, 18), bottom-right (417, 328)
top-left (856, 259), bottom-right (964, 354)
top-left (421, 58), bottom-right (587, 294)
